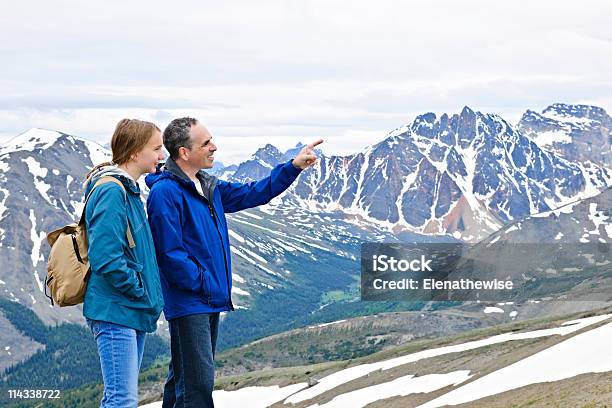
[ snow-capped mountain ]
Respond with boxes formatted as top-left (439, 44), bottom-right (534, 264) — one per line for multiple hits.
top-left (0, 128), bottom-right (110, 323)
top-left (222, 143), bottom-right (307, 182)
top-left (481, 186), bottom-right (611, 245)
top-left (517, 103), bottom-right (612, 168)
top-left (224, 106), bottom-right (611, 242)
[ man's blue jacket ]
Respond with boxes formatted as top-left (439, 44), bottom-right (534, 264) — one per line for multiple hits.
top-left (145, 157), bottom-right (302, 320)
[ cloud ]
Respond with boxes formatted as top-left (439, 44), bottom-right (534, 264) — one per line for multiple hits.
top-left (0, 0), bottom-right (610, 163)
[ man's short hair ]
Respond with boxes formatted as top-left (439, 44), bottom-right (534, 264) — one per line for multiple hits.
top-left (163, 117), bottom-right (198, 159)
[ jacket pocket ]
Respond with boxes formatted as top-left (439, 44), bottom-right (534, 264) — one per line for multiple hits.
top-left (191, 256), bottom-right (211, 303)
top-left (192, 257), bottom-right (227, 306)
top-left (126, 259), bottom-right (149, 303)
top-left (198, 264), bottom-right (212, 304)
top-left (205, 269), bottom-right (228, 307)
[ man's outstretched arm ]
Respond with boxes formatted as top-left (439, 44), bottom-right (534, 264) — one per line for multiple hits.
top-left (218, 139), bottom-right (323, 213)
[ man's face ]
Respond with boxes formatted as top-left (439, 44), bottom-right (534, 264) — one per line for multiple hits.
top-left (185, 123), bottom-right (217, 169)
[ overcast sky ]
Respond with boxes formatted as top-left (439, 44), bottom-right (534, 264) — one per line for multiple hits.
top-left (1, 0), bottom-right (611, 164)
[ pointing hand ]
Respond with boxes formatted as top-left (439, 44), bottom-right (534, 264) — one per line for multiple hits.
top-left (292, 139), bottom-right (324, 170)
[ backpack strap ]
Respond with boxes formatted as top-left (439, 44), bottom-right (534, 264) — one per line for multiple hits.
top-left (78, 176), bottom-right (136, 249)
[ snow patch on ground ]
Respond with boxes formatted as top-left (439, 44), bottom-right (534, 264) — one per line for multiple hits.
top-left (28, 210), bottom-right (45, 292)
top-left (417, 321), bottom-right (612, 407)
top-left (308, 319), bottom-right (347, 329)
top-left (231, 286), bottom-right (250, 296)
top-left (140, 383), bottom-right (307, 408)
top-left (22, 157), bottom-right (53, 205)
top-left (284, 314), bottom-right (610, 404)
top-left (309, 371), bottom-right (472, 408)
top-left (228, 229), bottom-right (245, 243)
top-left (587, 202), bottom-right (609, 236)
top-left (531, 130), bottom-right (572, 147)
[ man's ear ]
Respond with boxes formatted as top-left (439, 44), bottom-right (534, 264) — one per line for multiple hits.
top-left (178, 146), bottom-right (189, 161)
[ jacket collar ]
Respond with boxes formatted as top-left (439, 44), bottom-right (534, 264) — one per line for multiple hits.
top-left (163, 157), bottom-right (218, 203)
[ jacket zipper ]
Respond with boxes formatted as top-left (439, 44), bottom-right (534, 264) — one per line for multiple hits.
top-left (207, 199), bottom-right (235, 311)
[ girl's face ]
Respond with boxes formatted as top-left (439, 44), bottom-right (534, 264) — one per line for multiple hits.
top-left (133, 130), bottom-right (164, 174)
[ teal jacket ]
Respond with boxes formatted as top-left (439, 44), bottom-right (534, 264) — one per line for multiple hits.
top-left (82, 167), bottom-right (163, 333)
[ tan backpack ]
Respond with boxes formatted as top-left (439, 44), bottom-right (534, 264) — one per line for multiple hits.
top-left (44, 176), bottom-right (136, 307)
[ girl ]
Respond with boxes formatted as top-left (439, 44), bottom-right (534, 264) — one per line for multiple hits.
top-left (83, 119), bottom-right (165, 407)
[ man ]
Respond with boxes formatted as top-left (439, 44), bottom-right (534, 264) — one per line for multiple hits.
top-left (145, 117), bottom-right (321, 407)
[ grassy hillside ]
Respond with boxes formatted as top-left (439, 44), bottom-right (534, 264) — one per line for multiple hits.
top-left (6, 306), bottom-right (610, 407)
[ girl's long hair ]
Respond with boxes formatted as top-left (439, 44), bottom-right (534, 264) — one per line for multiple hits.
top-left (86, 119), bottom-right (160, 179)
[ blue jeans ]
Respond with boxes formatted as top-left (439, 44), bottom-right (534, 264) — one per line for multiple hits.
top-left (162, 313), bottom-right (220, 408)
top-left (86, 318), bottom-right (147, 408)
